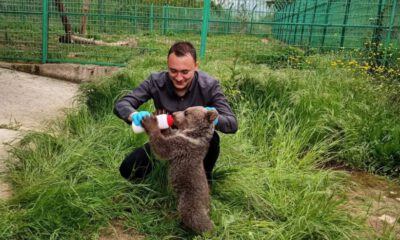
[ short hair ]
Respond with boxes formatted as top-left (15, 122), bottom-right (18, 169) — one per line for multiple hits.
top-left (168, 41), bottom-right (197, 62)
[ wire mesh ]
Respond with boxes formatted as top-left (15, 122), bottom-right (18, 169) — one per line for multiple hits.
top-left (0, 0), bottom-right (43, 62)
top-left (0, 0), bottom-right (398, 65)
top-left (46, 1), bottom-right (208, 65)
top-left (272, 0), bottom-right (399, 50)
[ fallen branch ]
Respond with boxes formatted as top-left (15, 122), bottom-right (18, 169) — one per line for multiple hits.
top-left (61, 35), bottom-right (137, 48)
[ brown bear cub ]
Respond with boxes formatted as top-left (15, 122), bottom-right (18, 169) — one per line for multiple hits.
top-left (141, 106), bottom-right (218, 234)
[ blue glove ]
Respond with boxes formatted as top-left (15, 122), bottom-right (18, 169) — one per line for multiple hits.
top-left (205, 107), bottom-right (219, 125)
top-left (132, 111), bottom-right (151, 127)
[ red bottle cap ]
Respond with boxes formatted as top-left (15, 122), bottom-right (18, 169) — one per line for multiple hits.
top-left (167, 114), bottom-right (174, 126)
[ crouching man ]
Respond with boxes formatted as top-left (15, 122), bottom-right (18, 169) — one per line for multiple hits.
top-left (113, 41), bottom-right (238, 181)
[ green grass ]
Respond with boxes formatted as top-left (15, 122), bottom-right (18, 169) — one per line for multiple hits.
top-left (1, 44), bottom-right (400, 239)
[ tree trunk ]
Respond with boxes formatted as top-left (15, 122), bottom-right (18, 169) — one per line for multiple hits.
top-left (54, 0), bottom-right (73, 42)
top-left (80, 0), bottom-right (91, 35)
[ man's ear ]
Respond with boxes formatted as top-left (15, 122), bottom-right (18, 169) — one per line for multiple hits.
top-left (206, 110), bottom-right (218, 123)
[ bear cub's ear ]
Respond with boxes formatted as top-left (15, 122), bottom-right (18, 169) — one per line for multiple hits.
top-left (206, 110), bottom-right (218, 124)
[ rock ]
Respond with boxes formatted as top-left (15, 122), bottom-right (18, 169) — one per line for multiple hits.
top-left (0, 62), bottom-right (120, 83)
top-left (38, 64), bottom-right (120, 83)
top-left (378, 214), bottom-right (397, 225)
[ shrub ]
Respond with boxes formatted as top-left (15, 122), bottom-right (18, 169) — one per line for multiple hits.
top-left (356, 41), bottom-right (400, 82)
top-left (242, 43), bottom-right (306, 69)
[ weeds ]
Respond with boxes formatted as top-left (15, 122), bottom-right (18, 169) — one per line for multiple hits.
top-left (242, 43), bottom-right (306, 69)
top-left (0, 118), bottom-right (22, 130)
top-left (357, 41), bottom-right (400, 82)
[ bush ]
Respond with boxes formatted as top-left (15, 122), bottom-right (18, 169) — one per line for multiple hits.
top-left (242, 44), bottom-right (306, 69)
top-left (233, 59), bottom-right (400, 176)
top-left (356, 41), bottom-right (400, 82)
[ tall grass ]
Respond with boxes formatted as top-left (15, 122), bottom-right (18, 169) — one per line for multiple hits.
top-left (208, 54), bottom-right (400, 175)
top-left (1, 49), bottom-right (399, 238)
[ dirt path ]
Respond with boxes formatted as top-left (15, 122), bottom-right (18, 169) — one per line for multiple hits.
top-left (345, 172), bottom-right (400, 238)
top-left (0, 68), bottom-right (79, 200)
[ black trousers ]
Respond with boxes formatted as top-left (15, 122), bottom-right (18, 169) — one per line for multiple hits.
top-left (119, 132), bottom-right (220, 180)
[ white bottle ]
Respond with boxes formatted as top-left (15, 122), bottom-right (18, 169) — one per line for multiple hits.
top-left (131, 114), bottom-right (174, 134)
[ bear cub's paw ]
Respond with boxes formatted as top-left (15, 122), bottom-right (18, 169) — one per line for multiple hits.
top-left (141, 114), bottom-right (159, 133)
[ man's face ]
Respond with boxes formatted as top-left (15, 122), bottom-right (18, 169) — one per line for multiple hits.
top-left (167, 53), bottom-right (198, 93)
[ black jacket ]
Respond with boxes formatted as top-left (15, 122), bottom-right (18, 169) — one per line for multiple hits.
top-left (114, 70), bottom-right (238, 134)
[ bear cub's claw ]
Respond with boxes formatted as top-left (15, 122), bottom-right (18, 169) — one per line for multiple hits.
top-left (141, 114), bottom-right (158, 133)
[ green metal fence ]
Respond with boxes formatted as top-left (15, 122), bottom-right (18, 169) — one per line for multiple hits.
top-left (272, 0), bottom-right (399, 50)
top-left (0, 0), bottom-right (398, 66)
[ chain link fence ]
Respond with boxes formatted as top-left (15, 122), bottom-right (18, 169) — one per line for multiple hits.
top-left (0, 0), bottom-right (399, 66)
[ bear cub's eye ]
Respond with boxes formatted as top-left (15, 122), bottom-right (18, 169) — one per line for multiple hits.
top-left (184, 111), bottom-right (188, 116)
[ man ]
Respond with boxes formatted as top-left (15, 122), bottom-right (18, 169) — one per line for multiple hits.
top-left (114, 41), bottom-right (237, 180)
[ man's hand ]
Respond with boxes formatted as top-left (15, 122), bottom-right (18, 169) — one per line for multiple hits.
top-left (131, 111), bottom-right (151, 127)
top-left (205, 107), bottom-right (219, 125)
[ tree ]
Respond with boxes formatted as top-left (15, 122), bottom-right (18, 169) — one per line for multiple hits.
top-left (80, 0), bottom-right (90, 35)
top-left (270, 0), bottom-right (295, 10)
top-left (54, 0), bottom-right (72, 43)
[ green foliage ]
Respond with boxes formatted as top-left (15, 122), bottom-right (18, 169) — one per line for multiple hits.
top-left (356, 41), bottom-right (400, 82)
top-left (234, 56), bottom-right (400, 176)
top-left (243, 44), bottom-right (306, 69)
top-left (273, 0), bottom-right (296, 10)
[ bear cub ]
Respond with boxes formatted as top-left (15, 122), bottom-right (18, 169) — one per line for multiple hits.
top-left (141, 106), bottom-right (218, 234)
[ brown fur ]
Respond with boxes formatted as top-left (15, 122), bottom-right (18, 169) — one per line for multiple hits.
top-left (141, 106), bottom-right (218, 234)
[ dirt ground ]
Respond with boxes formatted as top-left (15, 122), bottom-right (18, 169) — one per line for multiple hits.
top-left (0, 68), bottom-right (79, 199)
top-left (346, 172), bottom-right (400, 238)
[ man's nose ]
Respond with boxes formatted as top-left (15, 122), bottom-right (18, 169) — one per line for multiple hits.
top-left (175, 72), bottom-right (184, 81)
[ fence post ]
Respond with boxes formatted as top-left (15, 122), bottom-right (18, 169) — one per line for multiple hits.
top-left (41, 0), bottom-right (48, 64)
top-left (300, 0), bottom-right (308, 44)
top-left (133, 4), bottom-right (137, 33)
top-left (308, 0), bottom-right (318, 47)
top-left (384, 0), bottom-right (398, 63)
top-left (272, 10), bottom-right (280, 37)
top-left (225, 4), bottom-right (233, 34)
top-left (162, 5), bottom-right (169, 35)
top-left (149, 4), bottom-right (154, 33)
top-left (340, 0), bottom-right (352, 48)
top-left (275, 9), bottom-right (281, 40)
top-left (285, 4), bottom-right (291, 42)
top-left (321, 0), bottom-right (332, 47)
top-left (385, 0), bottom-right (398, 48)
top-left (289, 1), bottom-right (297, 44)
top-left (278, 6), bottom-right (286, 41)
top-left (285, 3), bottom-right (294, 43)
top-left (185, 8), bottom-right (188, 32)
top-left (372, 0), bottom-right (385, 45)
top-left (293, 0), bottom-right (303, 45)
top-left (281, 5), bottom-right (289, 42)
top-left (98, 0), bottom-right (105, 32)
top-left (278, 4), bottom-right (289, 41)
top-left (249, 4), bottom-right (257, 34)
top-left (272, 10), bottom-right (277, 38)
top-left (200, 0), bottom-right (210, 61)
